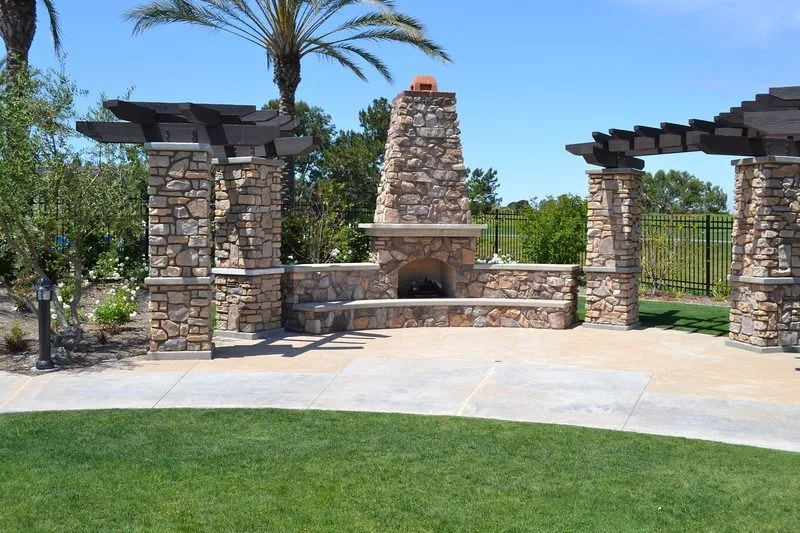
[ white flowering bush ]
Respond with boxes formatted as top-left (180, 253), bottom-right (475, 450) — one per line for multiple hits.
top-left (486, 252), bottom-right (516, 264)
top-left (91, 282), bottom-right (139, 333)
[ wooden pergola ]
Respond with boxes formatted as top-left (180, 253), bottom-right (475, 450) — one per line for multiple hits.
top-left (566, 86), bottom-right (800, 169)
top-left (77, 100), bottom-right (319, 158)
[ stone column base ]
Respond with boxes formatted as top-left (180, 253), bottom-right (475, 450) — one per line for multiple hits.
top-left (147, 279), bottom-right (213, 356)
top-left (729, 278), bottom-right (800, 352)
top-left (584, 270), bottom-right (640, 327)
top-left (213, 269), bottom-right (283, 337)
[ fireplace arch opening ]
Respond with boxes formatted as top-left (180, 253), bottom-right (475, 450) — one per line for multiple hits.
top-left (398, 258), bottom-right (456, 298)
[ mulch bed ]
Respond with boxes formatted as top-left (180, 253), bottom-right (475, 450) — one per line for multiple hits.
top-left (0, 284), bottom-right (148, 375)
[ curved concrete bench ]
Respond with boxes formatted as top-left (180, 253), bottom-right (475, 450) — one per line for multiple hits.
top-left (288, 298), bottom-right (576, 334)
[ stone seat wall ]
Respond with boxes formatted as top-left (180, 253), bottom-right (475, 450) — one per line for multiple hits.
top-left (281, 262), bottom-right (580, 334)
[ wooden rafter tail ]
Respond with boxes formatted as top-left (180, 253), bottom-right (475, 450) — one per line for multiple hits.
top-left (103, 100), bottom-right (158, 124)
top-left (179, 103), bottom-right (221, 125)
top-left (241, 109), bottom-right (279, 122)
top-left (743, 109), bottom-right (800, 136)
top-left (565, 142), bottom-right (602, 156)
top-left (592, 131), bottom-right (611, 142)
top-left (687, 119), bottom-right (716, 133)
top-left (633, 125), bottom-right (662, 137)
top-left (769, 86), bottom-right (800, 101)
top-left (264, 136), bottom-right (321, 157)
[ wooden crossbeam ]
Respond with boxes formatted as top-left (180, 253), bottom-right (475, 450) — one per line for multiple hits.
top-left (76, 121), bottom-right (281, 146)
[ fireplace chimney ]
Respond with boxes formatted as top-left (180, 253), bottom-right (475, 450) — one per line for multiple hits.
top-left (410, 74), bottom-right (438, 92)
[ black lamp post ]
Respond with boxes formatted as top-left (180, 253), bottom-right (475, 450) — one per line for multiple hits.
top-left (35, 277), bottom-right (55, 371)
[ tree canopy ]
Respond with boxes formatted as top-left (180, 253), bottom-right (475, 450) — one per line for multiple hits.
top-left (643, 169), bottom-right (728, 214)
top-left (465, 167), bottom-right (501, 214)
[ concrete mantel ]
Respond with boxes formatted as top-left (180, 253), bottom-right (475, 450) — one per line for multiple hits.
top-left (473, 263), bottom-right (580, 272)
top-left (358, 223), bottom-right (487, 238)
top-left (144, 142), bottom-right (213, 153)
top-left (212, 156), bottom-right (285, 167)
top-left (284, 263), bottom-right (381, 273)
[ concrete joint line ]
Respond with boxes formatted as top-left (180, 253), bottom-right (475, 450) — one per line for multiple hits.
top-left (0, 375), bottom-right (33, 411)
top-left (621, 372), bottom-right (653, 431)
top-left (152, 361), bottom-right (199, 408)
top-left (457, 363), bottom-right (498, 416)
top-left (306, 356), bottom-right (356, 409)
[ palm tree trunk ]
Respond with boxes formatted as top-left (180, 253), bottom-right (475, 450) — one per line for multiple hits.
top-left (0, 0), bottom-right (36, 82)
top-left (273, 55), bottom-right (301, 207)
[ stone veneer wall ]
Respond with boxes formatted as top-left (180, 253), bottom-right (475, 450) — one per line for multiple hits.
top-left (213, 158), bottom-right (284, 337)
top-left (583, 168), bottom-right (643, 328)
top-left (282, 263), bottom-right (579, 334)
top-left (728, 157), bottom-right (800, 351)
top-left (373, 90), bottom-right (468, 224)
top-left (145, 143), bottom-right (213, 357)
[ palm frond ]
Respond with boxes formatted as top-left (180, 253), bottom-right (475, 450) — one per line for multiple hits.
top-left (42, 0), bottom-right (63, 53)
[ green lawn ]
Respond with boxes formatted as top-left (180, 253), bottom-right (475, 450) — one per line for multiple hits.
top-left (579, 297), bottom-right (730, 337)
top-left (2, 410), bottom-right (799, 531)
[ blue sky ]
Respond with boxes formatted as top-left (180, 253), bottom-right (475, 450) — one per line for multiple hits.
top-left (24, 0), bottom-right (800, 208)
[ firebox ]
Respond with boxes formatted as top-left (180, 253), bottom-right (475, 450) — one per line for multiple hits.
top-left (398, 258), bottom-right (456, 299)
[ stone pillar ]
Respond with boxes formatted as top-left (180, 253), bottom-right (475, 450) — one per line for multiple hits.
top-left (727, 156), bottom-right (800, 353)
top-left (145, 143), bottom-right (214, 360)
top-left (212, 157), bottom-right (285, 340)
top-left (583, 168), bottom-right (644, 329)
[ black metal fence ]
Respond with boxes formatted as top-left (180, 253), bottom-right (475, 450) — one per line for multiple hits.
top-left (281, 206), bottom-right (736, 296)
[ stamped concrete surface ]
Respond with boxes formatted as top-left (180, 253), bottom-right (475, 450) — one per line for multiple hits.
top-left (2, 326), bottom-right (799, 452)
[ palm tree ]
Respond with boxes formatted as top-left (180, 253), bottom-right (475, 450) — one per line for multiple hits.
top-left (0, 0), bottom-right (62, 79)
top-left (123, 0), bottom-right (451, 204)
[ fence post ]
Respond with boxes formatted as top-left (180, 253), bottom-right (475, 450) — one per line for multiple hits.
top-left (705, 213), bottom-right (712, 295)
top-left (493, 209), bottom-right (500, 256)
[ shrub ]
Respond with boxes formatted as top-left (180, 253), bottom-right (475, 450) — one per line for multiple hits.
top-left (3, 323), bottom-right (27, 353)
top-left (712, 279), bottom-right (732, 301)
top-left (520, 194), bottom-right (587, 264)
top-left (91, 283), bottom-right (139, 333)
top-left (283, 181), bottom-right (370, 264)
top-left (641, 225), bottom-right (692, 296)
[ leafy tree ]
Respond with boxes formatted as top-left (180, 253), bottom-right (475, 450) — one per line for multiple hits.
top-left (506, 199), bottom-right (530, 212)
top-left (322, 97), bottom-right (390, 207)
top-left (265, 99), bottom-right (335, 201)
top-left (465, 167), bottom-right (501, 214)
top-left (0, 0), bottom-right (62, 79)
top-left (0, 67), bottom-right (146, 346)
top-left (643, 169), bottom-right (728, 214)
top-left (520, 194), bottom-right (587, 264)
top-left (124, 0), bottom-right (451, 205)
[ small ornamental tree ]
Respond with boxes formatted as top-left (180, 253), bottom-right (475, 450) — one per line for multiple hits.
top-left (0, 67), bottom-right (146, 347)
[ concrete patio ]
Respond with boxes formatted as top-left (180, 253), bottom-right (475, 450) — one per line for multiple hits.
top-left (2, 326), bottom-right (799, 453)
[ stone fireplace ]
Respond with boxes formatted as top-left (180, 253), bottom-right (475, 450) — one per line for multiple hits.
top-left (281, 76), bottom-right (580, 334)
top-left (360, 75), bottom-right (485, 297)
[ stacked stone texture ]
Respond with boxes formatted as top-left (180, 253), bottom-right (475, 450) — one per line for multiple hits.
top-left (293, 304), bottom-right (575, 335)
top-left (373, 91), bottom-right (468, 224)
top-left (729, 160), bottom-right (800, 349)
top-left (465, 268), bottom-right (578, 303)
top-left (213, 160), bottom-right (283, 335)
top-left (584, 169), bottom-right (643, 327)
top-left (146, 147), bottom-right (213, 353)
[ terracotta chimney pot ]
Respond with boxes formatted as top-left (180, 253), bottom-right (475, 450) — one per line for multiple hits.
top-left (410, 75), bottom-right (438, 92)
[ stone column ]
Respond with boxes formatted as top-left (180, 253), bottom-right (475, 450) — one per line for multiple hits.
top-left (145, 143), bottom-right (214, 360)
top-left (212, 157), bottom-right (285, 340)
top-left (583, 168), bottom-right (644, 329)
top-left (727, 156), bottom-right (800, 353)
